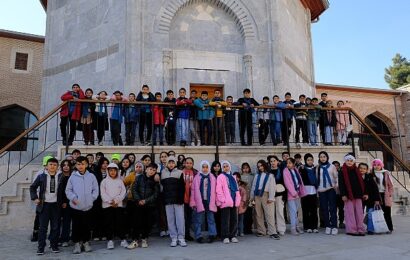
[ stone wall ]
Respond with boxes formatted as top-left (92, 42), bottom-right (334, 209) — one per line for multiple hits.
top-left (0, 37), bottom-right (43, 117)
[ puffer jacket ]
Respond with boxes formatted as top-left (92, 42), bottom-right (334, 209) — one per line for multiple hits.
top-left (132, 174), bottom-right (159, 207)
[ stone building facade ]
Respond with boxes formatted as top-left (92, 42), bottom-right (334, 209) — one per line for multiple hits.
top-left (40, 0), bottom-right (327, 116)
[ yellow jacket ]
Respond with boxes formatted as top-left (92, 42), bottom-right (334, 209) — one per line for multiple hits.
top-left (209, 100), bottom-right (228, 118)
top-left (123, 171), bottom-right (137, 200)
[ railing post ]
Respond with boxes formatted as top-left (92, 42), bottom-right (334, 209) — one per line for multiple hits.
top-left (151, 104), bottom-right (155, 161)
top-left (215, 112), bottom-right (219, 162)
top-left (349, 110), bottom-right (356, 157)
top-left (65, 101), bottom-right (70, 156)
top-left (285, 109), bottom-right (290, 154)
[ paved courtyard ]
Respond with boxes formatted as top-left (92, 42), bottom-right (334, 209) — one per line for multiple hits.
top-left (1, 215), bottom-right (409, 260)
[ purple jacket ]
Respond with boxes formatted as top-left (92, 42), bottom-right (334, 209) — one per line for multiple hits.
top-left (190, 173), bottom-right (217, 213)
top-left (283, 167), bottom-right (306, 200)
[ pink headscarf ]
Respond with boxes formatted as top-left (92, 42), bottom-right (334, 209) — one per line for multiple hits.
top-left (372, 159), bottom-right (384, 169)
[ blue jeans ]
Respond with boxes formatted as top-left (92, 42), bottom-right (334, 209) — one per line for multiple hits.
top-left (319, 189), bottom-right (337, 228)
top-left (269, 121), bottom-right (281, 144)
top-left (177, 118), bottom-right (189, 142)
top-left (238, 213), bottom-right (244, 235)
top-left (307, 120), bottom-right (318, 145)
top-left (153, 125), bottom-right (164, 144)
top-left (325, 126), bottom-right (334, 143)
top-left (192, 201), bottom-right (217, 239)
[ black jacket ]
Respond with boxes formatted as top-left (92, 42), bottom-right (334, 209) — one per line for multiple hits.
top-left (132, 174), bottom-right (159, 207)
top-left (363, 174), bottom-right (381, 208)
top-left (339, 168), bottom-right (367, 199)
top-left (160, 168), bottom-right (185, 205)
top-left (30, 173), bottom-right (62, 213)
top-left (57, 174), bottom-right (71, 205)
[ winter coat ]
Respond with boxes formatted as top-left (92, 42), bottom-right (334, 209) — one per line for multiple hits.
top-left (60, 90), bottom-right (85, 120)
top-left (123, 103), bottom-right (140, 123)
top-left (215, 173), bottom-right (241, 208)
top-left (136, 92), bottom-right (156, 113)
top-left (190, 173), bottom-right (217, 213)
top-left (30, 172), bottom-right (62, 213)
top-left (160, 167), bottom-right (185, 205)
top-left (176, 97), bottom-right (193, 119)
top-left (153, 105), bottom-right (165, 125)
top-left (307, 105), bottom-right (322, 121)
top-left (336, 109), bottom-right (350, 131)
top-left (100, 174), bottom-right (126, 208)
top-left (65, 170), bottom-right (99, 211)
top-left (194, 98), bottom-right (215, 120)
top-left (132, 174), bottom-right (159, 207)
top-left (283, 167), bottom-right (306, 200)
top-left (209, 98), bottom-right (227, 118)
top-left (270, 102), bottom-right (286, 122)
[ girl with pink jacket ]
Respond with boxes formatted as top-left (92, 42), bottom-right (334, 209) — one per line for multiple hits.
top-left (371, 159), bottom-right (394, 232)
top-left (190, 161), bottom-right (217, 243)
top-left (283, 158), bottom-right (306, 235)
top-left (216, 161), bottom-right (241, 244)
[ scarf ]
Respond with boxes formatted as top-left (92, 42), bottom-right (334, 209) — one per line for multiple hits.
top-left (200, 173), bottom-right (211, 201)
top-left (305, 165), bottom-right (317, 187)
top-left (272, 168), bottom-right (282, 183)
top-left (289, 168), bottom-right (302, 192)
top-left (254, 172), bottom-right (270, 197)
top-left (320, 163), bottom-right (333, 188)
top-left (223, 173), bottom-right (238, 203)
top-left (342, 164), bottom-right (365, 200)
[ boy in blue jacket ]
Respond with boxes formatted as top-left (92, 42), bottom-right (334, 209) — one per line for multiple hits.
top-left (65, 156), bottom-right (99, 254)
top-left (270, 95), bottom-right (286, 145)
top-left (194, 91), bottom-right (214, 146)
top-left (30, 158), bottom-right (61, 255)
top-left (124, 93), bottom-right (139, 146)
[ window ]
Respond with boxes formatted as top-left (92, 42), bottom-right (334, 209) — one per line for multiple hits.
top-left (14, 52), bottom-right (29, 70)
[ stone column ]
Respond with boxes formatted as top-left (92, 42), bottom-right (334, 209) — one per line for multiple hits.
top-left (162, 49), bottom-right (173, 94)
top-left (243, 54), bottom-right (254, 93)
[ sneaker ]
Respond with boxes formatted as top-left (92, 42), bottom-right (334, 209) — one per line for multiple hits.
top-left (37, 248), bottom-right (44, 255)
top-left (120, 240), bottom-right (129, 248)
top-left (170, 239), bottom-right (178, 247)
top-left (313, 229), bottom-right (319, 233)
top-left (73, 243), bottom-right (81, 254)
top-left (51, 246), bottom-right (60, 253)
top-left (196, 237), bottom-right (204, 244)
top-left (325, 227), bottom-right (332, 235)
top-left (98, 141), bottom-right (103, 146)
top-left (270, 234), bottom-right (280, 240)
top-left (178, 239), bottom-right (187, 247)
top-left (127, 240), bottom-right (138, 249)
top-left (107, 240), bottom-right (114, 250)
top-left (197, 141), bottom-right (201, 146)
top-left (62, 242), bottom-right (69, 247)
top-left (191, 142), bottom-right (195, 146)
top-left (278, 232), bottom-right (285, 236)
top-left (160, 231), bottom-right (167, 237)
top-left (306, 229), bottom-right (313, 233)
top-left (256, 233), bottom-right (265, 237)
top-left (83, 242), bottom-right (92, 252)
top-left (331, 228), bottom-right (338, 235)
top-left (223, 238), bottom-right (230, 244)
top-left (231, 237), bottom-right (239, 243)
top-left (291, 229), bottom-right (299, 235)
top-left (141, 239), bottom-right (148, 248)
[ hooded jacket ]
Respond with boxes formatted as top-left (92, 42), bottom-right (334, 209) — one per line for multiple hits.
top-left (132, 173), bottom-right (160, 207)
top-left (100, 172), bottom-right (127, 208)
top-left (216, 161), bottom-right (241, 208)
top-left (190, 161), bottom-right (217, 213)
top-left (65, 170), bottom-right (99, 211)
top-left (160, 167), bottom-right (185, 205)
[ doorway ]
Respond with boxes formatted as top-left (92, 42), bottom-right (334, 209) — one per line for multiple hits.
top-left (190, 84), bottom-right (224, 99)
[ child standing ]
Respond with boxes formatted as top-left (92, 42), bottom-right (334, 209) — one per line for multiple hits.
top-left (57, 159), bottom-right (73, 247)
top-left (94, 91), bottom-right (109, 146)
top-left (268, 155), bottom-right (286, 235)
top-left (251, 160), bottom-right (279, 239)
top-left (316, 151), bottom-right (339, 235)
top-left (110, 91), bottom-right (127, 146)
top-left (270, 95), bottom-right (286, 145)
top-left (124, 93), bottom-right (139, 146)
top-left (240, 162), bottom-right (254, 234)
top-left (224, 96), bottom-right (236, 144)
top-left (209, 89), bottom-right (227, 145)
top-left (164, 90), bottom-right (177, 145)
top-left (161, 156), bottom-right (187, 247)
top-left (30, 158), bottom-right (61, 255)
top-left (335, 100), bottom-right (350, 145)
top-left (216, 161), bottom-right (241, 244)
top-left (371, 159), bottom-right (394, 232)
top-left (233, 173), bottom-right (247, 237)
top-left (323, 100), bottom-right (337, 145)
top-left (307, 98), bottom-right (322, 146)
top-left (136, 85), bottom-right (156, 145)
top-left (81, 88), bottom-right (96, 145)
top-left (100, 163), bottom-right (127, 249)
top-left (339, 155), bottom-right (367, 236)
top-left (190, 161), bottom-right (218, 243)
top-left (194, 91), bottom-right (214, 146)
top-left (130, 163), bottom-right (159, 248)
top-left (237, 89), bottom-right (260, 146)
top-left (258, 96), bottom-right (270, 145)
top-left (283, 158), bottom-right (306, 235)
top-left (153, 92), bottom-right (165, 145)
top-left (65, 156), bottom-right (99, 254)
top-left (183, 157), bottom-right (198, 241)
top-left (299, 153), bottom-right (318, 233)
top-left (175, 88), bottom-right (193, 146)
top-left (294, 94), bottom-right (309, 144)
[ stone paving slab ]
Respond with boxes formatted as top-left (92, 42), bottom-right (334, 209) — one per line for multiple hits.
top-left (1, 215), bottom-right (409, 260)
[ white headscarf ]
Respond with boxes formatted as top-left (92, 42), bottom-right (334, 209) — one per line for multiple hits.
top-left (200, 160), bottom-right (211, 174)
top-left (220, 160), bottom-right (232, 174)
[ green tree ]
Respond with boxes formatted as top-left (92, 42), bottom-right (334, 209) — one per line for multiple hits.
top-left (385, 53), bottom-right (410, 89)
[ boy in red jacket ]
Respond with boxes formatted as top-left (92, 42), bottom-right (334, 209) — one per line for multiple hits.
top-left (153, 92), bottom-right (165, 145)
top-left (60, 84), bottom-right (85, 146)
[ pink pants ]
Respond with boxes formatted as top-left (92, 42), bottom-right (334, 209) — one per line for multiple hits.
top-left (344, 199), bottom-right (365, 234)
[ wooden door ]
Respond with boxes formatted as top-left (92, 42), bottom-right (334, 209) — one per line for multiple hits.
top-left (190, 84), bottom-right (224, 99)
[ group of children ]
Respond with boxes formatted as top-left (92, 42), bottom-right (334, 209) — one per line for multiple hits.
top-left (30, 149), bottom-right (394, 255)
top-left (60, 84), bottom-right (351, 147)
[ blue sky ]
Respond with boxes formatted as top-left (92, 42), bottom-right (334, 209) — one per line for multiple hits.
top-left (0, 0), bottom-right (409, 89)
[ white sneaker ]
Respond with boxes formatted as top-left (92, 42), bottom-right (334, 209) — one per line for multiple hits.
top-left (83, 242), bottom-right (92, 252)
top-left (307, 229), bottom-right (313, 233)
top-left (127, 240), bottom-right (138, 249)
top-left (278, 232), bottom-right (285, 236)
top-left (223, 238), bottom-right (230, 244)
top-left (141, 239), bottom-right (148, 248)
top-left (73, 242), bottom-right (81, 254)
top-left (331, 228), bottom-right (338, 235)
top-left (197, 141), bottom-right (201, 146)
top-left (120, 240), bottom-right (129, 248)
top-left (160, 231), bottom-right (167, 237)
top-left (231, 237), bottom-right (239, 243)
top-left (170, 239), bottom-right (178, 247)
top-left (191, 142), bottom-right (195, 146)
top-left (107, 240), bottom-right (114, 250)
top-left (325, 227), bottom-right (332, 235)
top-left (62, 242), bottom-right (69, 247)
top-left (178, 239), bottom-right (187, 247)
top-left (313, 229), bottom-right (319, 233)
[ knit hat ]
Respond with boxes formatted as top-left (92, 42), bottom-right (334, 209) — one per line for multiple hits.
top-left (344, 154), bottom-right (356, 162)
top-left (107, 163), bottom-right (119, 169)
top-left (372, 159), bottom-right (384, 169)
top-left (42, 155), bottom-right (54, 166)
top-left (111, 154), bottom-right (121, 161)
top-left (167, 156), bottom-right (176, 164)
